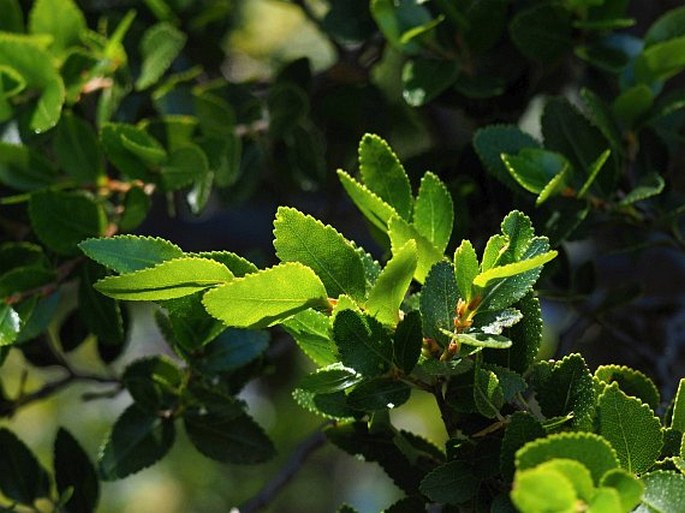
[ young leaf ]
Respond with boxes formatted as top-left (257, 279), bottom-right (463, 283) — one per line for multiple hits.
top-left (28, 0), bottom-right (85, 55)
top-left (365, 240), bottom-right (417, 326)
top-left (348, 378), bottom-right (411, 411)
top-left (333, 309), bottom-right (392, 377)
top-left (54, 428), bottom-right (99, 513)
top-left (501, 148), bottom-right (570, 195)
top-left (419, 460), bottom-right (478, 505)
top-left (635, 37), bottom-right (685, 83)
top-left (388, 216), bottom-right (442, 283)
top-left (511, 465), bottom-right (578, 513)
top-left (420, 261), bottom-right (459, 346)
top-left (79, 235), bottom-right (184, 274)
top-left (136, 22), bottom-right (186, 90)
top-left (481, 234), bottom-right (508, 271)
top-left (578, 148), bottom-right (611, 198)
top-left (203, 263), bottom-right (329, 329)
top-left (0, 428), bottom-right (51, 504)
top-left (337, 169), bottom-right (398, 231)
top-left (473, 251), bottom-right (557, 289)
top-left (595, 365), bottom-right (660, 411)
top-left (274, 207), bottom-right (367, 301)
top-left (29, 190), bottom-right (106, 255)
top-left (597, 382), bottom-right (663, 473)
top-left (454, 239), bottom-right (479, 301)
top-left (282, 309), bottom-right (336, 367)
top-left (184, 409), bottom-right (275, 464)
top-left (474, 368), bottom-right (504, 418)
top-left (620, 172), bottom-right (665, 205)
top-left (413, 172), bottom-right (454, 253)
top-left (516, 432), bottom-right (619, 484)
top-left (192, 251), bottom-right (258, 278)
top-left (95, 257), bottom-right (233, 301)
top-left (393, 310), bottom-right (422, 375)
top-left (600, 469), bottom-right (644, 512)
top-left (0, 303), bottom-right (20, 346)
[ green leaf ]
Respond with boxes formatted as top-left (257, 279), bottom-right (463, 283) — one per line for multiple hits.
top-left (474, 367), bottom-right (504, 418)
top-left (54, 112), bottom-right (105, 184)
top-left (121, 133), bottom-right (167, 166)
top-left (473, 308), bottom-right (522, 335)
top-left (501, 412), bottom-right (546, 481)
top-left (119, 186), bottom-right (151, 232)
top-left (365, 240), bottom-right (417, 326)
top-left (136, 22), bottom-right (186, 90)
top-left (80, 236), bottom-right (184, 274)
top-left (511, 465), bottom-right (578, 513)
top-left (184, 409), bottom-right (275, 464)
top-left (597, 382), bottom-right (663, 473)
top-left (502, 148), bottom-right (571, 195)
top-left (473, 125), bottom-right (541, 190)
top-left (348, 378), bottom-right (411, 411)
top-left (612, 84), bottom-right (654, 124)
top-left (101, 123), bottom-right (165, 181)
top-left (0, 303), bottom-right (20, 346)
top-left (29, 0), bottom-right (86, 55)
top-left (0, 0), bottom-right (23, 32)
top-left (644, 6), bottom-right (685, 47)
top-left (0, 428), bottom-right (51, 504)
top-left (382, 498), bottom-right (426, 513)
top-left (456, 332), bottom-right (512, 349)
top-left (578, 149), bottom-right (611, 198)
top-left (202, 262), bottom-right (329, 329)
top-left (358, 134), bottom-right (413, 221)
top-left (402, 58), bottom-right (459, 107)
top-left (282, 309), bottom-right (336, 367)
top-left (95, 257), bottom-right (233, 301)
top-left (333, 309), bottom-right (392, 377)
top-left (454, 239), bottom-right (478, 302)
top-left (516, 432), bottom-right (619, 484)
top-left (671, 378), bottom-right (685, 432)
top-left (192, 328), bottom-right (269, 374)
top-left (600, 469), bottom-right (644, 512)
top-left (393, 310), bottom-right (422, 375)
top-left (620, 172), bottom-right (665, 205)
top-left (638, 471), bottom-right (685, 513)
top-left (274, 207), bottom-right (367, 301)
top-left (0, 267), bottom-right (54, 298)
top-left (160, 144), bottom-right (209, 190)
top-left (413, 172), bottom-right (454, 253)
top-left (29, 190), bottom-right (106, 255)
top-left (122, 356), bottom-right (182, 413)
top-left (473, 251), bottom-right (557, 288)
top-left (388, 216), bottom-right (442, 283)
top-left (509, 3), bottom-right (573, 62)
top-left (338, 169), bottom-right (398, 231)
top-left (419, 460), bottom-right (478, 505)
top-left (79, 262), bottom-right (125, 347)
top-left (0, 35), bottom-right (65, 132)
top-left (299, 364), bottom-right (362, 394)
top-left (0, 142), bottom-right (57, 191)
top-left (99, 405), bottom-right (175, 480)
top-left (54, 428), bottom-right (99, 513)
top-left (370, 0), bottom-right (432, 53)
top-left (420, 261), bottom-right (458, 347)
top-left (636, 36), bottom-right (685, 83)
top-left (594, 365), bottom-right (660, 411)
top-left (532, 354), bottom-right (596, 431)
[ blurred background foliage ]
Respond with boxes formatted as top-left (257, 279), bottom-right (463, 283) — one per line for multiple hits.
top-left (2, 0), bottom-right (685, 511)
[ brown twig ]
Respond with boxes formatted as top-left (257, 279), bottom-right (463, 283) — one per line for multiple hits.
top-left (5, 257), bottom-right (84, 306)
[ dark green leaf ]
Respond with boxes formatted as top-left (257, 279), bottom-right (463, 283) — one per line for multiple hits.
top-left (54, 428), bottom-right (99, 513)
top-left (0, 267), bottom-right (54, 298)
top-left (80, 235), bottom-right (184, 274)
top-left (136, 22), bottom-right (186, 90)
top-left (509, 4), bottom-right (573, 62)
top-left (29, 190), bottom-right (106, 255)
top-left (644, 6), bottom-right (685, 47)
top-left (348, 378), bottom-right (411, 411)
top-left (0, 428), bottom-right (50, 504)
top-left (382, 497), bottom-right (426, 513)
top-left (402, 58), bottom-right (459, 107)
top-left (612, 84), bottom-right (654, 124)
top-left (0, 303), bottom-right (20, 346)
top-left (193, 328), bottom-right (269, 374)
top-left (274, 207), bottom-right (367, 301)
top-left (393, 310), bottom-right (422, 374)
top-left (637, 471), bottom-right (685, 513)
top-left (0, 142), bottom-right (57, 191)
top-left (299, 365), bottom-right (362, 394)
top-left (672, 379), bottom-right (685, 432)
top-left (0, 0), bottom-right (23, 32)
top-left (500, 412), bottom-right (546, 481)
top-left (101, 123), bottom-right (165, 181)
top-left (282, 309), bottom-right (336, 367)
top-left (79, 262), bottom-right (125, 347)
top-left (160, 144), bottom-right (209, 190)
top-left (419, 460), bottom-right (478, 505)
top-left (594, 364), bottom-right (660, 411)
top-left (474, 367), bottom-right (504, 418)
top-left (122, 356), bottom-right (183, 413)
top-left (419, 261), bottom-right (458, 347)
top-left (193, 91), bottom-right (236, 137)
top-left (54, 112), bottom-right (104, 184)
top-left (119, 186), bottom-right (151, 232)
top-left (333, 309), bottom-right (392, 377)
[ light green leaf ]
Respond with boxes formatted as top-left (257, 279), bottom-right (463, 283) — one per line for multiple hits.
top-left (594, 365), bottom-right (660, 411)
top-left (413, 172), bottom-right (454, 253)
top-left (644, 6), bottom-right (685, 46)
top-left (136, 22), bottom-right (186, 90)
top-left (671, 378), bottom-right (685, 432)
top-left (99, 405), bottom-right (175, 480)
top-left (454, 239), bottom-right (478, 302)
top-left (0, 35), bottom-right (65, 132)
top-left (95, 257), bottom-right (233, 301)
top-left (79, 235), bottom-right (184, 274)
top-left (28, 0), bottom-right (86, 55)
top-left (160, 144), bottom-right (208, 190)
top-left (535, 167), bottom-right (569, 206)
top-left (457, 332), bottom-right (512, 349)
top-left (333, 309), bottom-right (392, 377)
top-left (500, 211), bottom-right (535, 263)
top-left (54, 112), bottom-right (105, 184)
top-left (620, 173), bottom-right (665, 205)
top-left (191, 251), bottom-right (257, 278)
top-left (420, 261), bottom-right (458, 347)
top-left (481, 234), bottom-right (508, 271)
top-left (388, 216), bottom-right (442, 283)
top-left (540, 459), bottom-right (594, 501)
top-left (366, 240), bottom-right (417, 326)
top-left (598, 382), bottom-right (663, 473)
top-left (636, 36), bottom-right (685, 83)
top-left (511, 465), bottom-right (577, 513)
top-left (613, 84), bottom-right (654, 124)
top-left (419, 460), bottom-right (478, 505)
top-left (0, 304), bottom-right (21, 346)
top-left (473, 251), bottom-right (557, 288)
top-left (29, 190), bottom-right (106, 255)
top-left (516, 432), bottom-right (619, 484)
top-left (502, 148), bottom-right (571, 195)
top-left (638, 471), bottom-right (685, 513)
top-left (600, 469), bottom-right (644, 512)
top-left (274, 207), bottom-right (367, 301)
top-left (338, 169), bottom-right (398, 231)
top-left (474, 368), bottom-right (504, 418)
top-left (202, 263), bottom-right (330, 329)
top-left (358, 134), bottom-right (413, 221)
top-left (282, 309), bottom-right (336, 367)
top-left (587, 487), bottom-right (622, 512)
top-left (121, 133), bottom-right (167, 166)
top-left (578, 149), bottom-right (611, 198)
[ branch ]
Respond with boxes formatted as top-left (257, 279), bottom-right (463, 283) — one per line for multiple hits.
top-left (238, 423), bottom-right (331, 513)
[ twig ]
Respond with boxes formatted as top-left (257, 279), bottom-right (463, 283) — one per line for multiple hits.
top-left (238, 424), bottom-right (331, 513)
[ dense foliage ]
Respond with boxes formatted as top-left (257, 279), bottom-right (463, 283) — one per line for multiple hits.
top-left (1, 0), bottom-right (685, 512)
